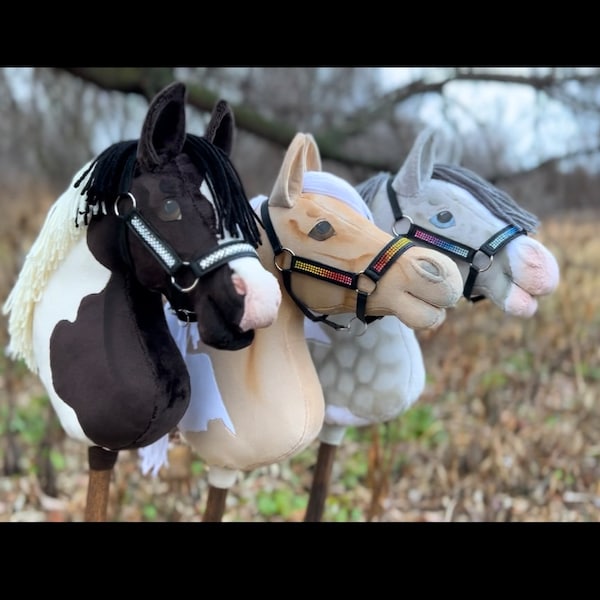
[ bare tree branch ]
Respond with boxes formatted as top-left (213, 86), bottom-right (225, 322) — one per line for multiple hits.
top-left (57, 67), bottom-right (398, 171)
top-left (53, 66), bottom-right (600, 177)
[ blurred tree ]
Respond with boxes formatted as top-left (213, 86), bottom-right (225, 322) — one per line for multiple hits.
top-left (2, 66), bottom-right (599, 206)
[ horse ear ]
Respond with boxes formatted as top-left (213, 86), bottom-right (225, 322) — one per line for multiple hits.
top-left (137, 82), bottom-right (187, 171)
top-left (269, 133), bottom-right (308, 209)
top-left (303, 133), bottom-right (322, 172)
top-left (391, 127), bottom-right (438, 198)
top-left (205, 99), bottom-right (235, 156)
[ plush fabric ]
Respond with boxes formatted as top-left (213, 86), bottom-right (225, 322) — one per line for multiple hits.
top-left (140, 133), bottom-right (464, 484)
top-left (313, 127), bottom-right (561, 445)
top-left (3, 82), bottom-right (280, 455)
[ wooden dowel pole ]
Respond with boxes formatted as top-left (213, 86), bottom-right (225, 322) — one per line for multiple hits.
top-left (203, 486), bottom-right (228, 522)
top-left (304, 441), bottom-right (338, 522)
top-left (85, 446), bottom-right (119, 522)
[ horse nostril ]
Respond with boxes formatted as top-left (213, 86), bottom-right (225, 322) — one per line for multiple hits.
top-left (416, 258), bottom-right (442, 279)
top-left (232, 273), bottom-right (246, 296)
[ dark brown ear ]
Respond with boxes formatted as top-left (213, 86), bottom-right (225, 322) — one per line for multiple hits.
top-left (137, 81), bottom-right (187, 171)
top-left (204, 99), bottom-right (235, 156)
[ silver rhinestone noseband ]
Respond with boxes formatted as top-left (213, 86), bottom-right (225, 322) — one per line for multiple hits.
top-left (120, 197), bottom-right (260, 294)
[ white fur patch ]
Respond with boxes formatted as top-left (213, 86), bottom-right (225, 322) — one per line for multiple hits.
top-left (303, 171), bottom-right (374, 222)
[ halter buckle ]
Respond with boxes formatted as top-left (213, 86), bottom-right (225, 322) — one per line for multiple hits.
top-left (168, 306), bottom-right (197, 326)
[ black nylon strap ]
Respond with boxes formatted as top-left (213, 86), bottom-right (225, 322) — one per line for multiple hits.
top-left (361, 235), bottom-right (414, 282)
top-left (480, 224), bottom-right (526, 256)
top-left (385, 175), bottom-right (528, 303)
top-left (124, 208), bottom-right (184, 275)
top-left (261, 200), bottom-right (283, 255)
top-left (259, 199), bottom-right (413, 327)
top-left (463, 224), bottom-right (526, 301)
top-left (190, 241), bottom-right (258, 278)
top-left (386, 177), bottom-right (403, 221)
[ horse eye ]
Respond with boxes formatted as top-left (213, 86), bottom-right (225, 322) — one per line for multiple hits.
top-left (429, 210), bottom-right (455, 229)
top-left (159, 199), bottom-right (182, 222)
top-left (309, 220), bottom-right (334, 241)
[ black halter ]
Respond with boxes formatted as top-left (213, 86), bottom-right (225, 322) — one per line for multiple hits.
top-left (116, 192), bottom-right (259, 321)
top-left (260, 199), bottom-right (414, 332)
top-left (385, 177), bottom-right (526, 302)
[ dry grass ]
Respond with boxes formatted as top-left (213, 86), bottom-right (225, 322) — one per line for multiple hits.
top-left (0, 192), bottom-right (598, 522)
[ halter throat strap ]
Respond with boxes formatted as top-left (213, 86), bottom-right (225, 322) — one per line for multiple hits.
top-left (260, 199), bottom-right (414, 329)
top-left (386, 176), bottom-right (526, 302)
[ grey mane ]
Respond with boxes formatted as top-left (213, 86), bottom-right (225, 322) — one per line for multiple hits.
top-left (432, 164), bottom-right (539, 233)
top-left (357, 166), bottom-right (539, 233)
top-left (355, 173), bottom-right (388, 208)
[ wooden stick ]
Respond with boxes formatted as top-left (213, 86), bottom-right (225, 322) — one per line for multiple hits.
top-left (85, 446), bottom-right (119, 522)
top-left (304, 441), bottom-right (338, 522)
top-left (203, 486), bottom-right (228, 522)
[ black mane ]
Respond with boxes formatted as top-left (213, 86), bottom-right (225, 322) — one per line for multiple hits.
top-left (73, 134), bottom-right (261, 247)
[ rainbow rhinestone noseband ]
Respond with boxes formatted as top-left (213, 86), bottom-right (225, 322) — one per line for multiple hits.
top-left (385, 177), bottom-right (526, 302)
top-left (260, 199), bottom-right (414, 332)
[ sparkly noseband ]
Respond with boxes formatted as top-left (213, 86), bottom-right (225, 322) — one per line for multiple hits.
top-left (385, 177), bottom-right (526, 301)
top-left (260, 199), bottom-right (414, 331)
top-left (115, 192), bottom-right (259, 323)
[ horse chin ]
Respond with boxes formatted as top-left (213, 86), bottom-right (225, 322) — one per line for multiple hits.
top-left (200, 326), bottom-right (255, 351)
top-left (395, 294), bottom-right (449, 330)
top-left (502, 285), bottom-right (539, 318)
top-left (198, 296), bottom-right (254, 349)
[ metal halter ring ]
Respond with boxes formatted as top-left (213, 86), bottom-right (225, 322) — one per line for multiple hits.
top-left (470, 251), bottom-right (494, 273)
top-left (273, 248), bottom-right (295, 272)
top-left (114, 192), bottom-right (137, 217)
top-left (346, 316), bottom-right (368, 337)
top-left (172, 308), bottom-right (195, 327)
top-left (392, 214), bottom-right (413, 237)
top-left (170, 262), bottom-right (200, 293)
top-left (355, 272), bottom-right (378, 296)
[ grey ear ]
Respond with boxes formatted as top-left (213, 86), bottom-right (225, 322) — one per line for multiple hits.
top-left (391, 128), bottom-right (438, 198)
top-left (204, 100), bottom-right (235, 156)
top-left (137, 82), bottom-right (187, 171)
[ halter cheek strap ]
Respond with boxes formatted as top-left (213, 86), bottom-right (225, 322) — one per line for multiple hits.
top-left (386, 177), bottom-right (527, 302)
top-left (461, 223), bottom-right (526, 300)
top-left (260, 199), bottom-right (414, 330)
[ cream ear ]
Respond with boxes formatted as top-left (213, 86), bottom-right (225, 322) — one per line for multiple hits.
top-left (303, 133), bottom-right (322, 172)
top-left (269, 133), bottom-right (307, 208)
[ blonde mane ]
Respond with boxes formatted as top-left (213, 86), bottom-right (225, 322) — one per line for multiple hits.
top-left (2, 164), bottom-right (93, 372)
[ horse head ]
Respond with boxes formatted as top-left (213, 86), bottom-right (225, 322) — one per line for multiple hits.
top-left (260, 132), bottom-right (464, 331)
top-left (3, 82), bottom-right (282, 454)
top-left (84, 82), bottom-right (281, 351)
top-left (361, 128), bottom-right (560, 318)
top-left (147, 132), bottom-right (463, 484)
